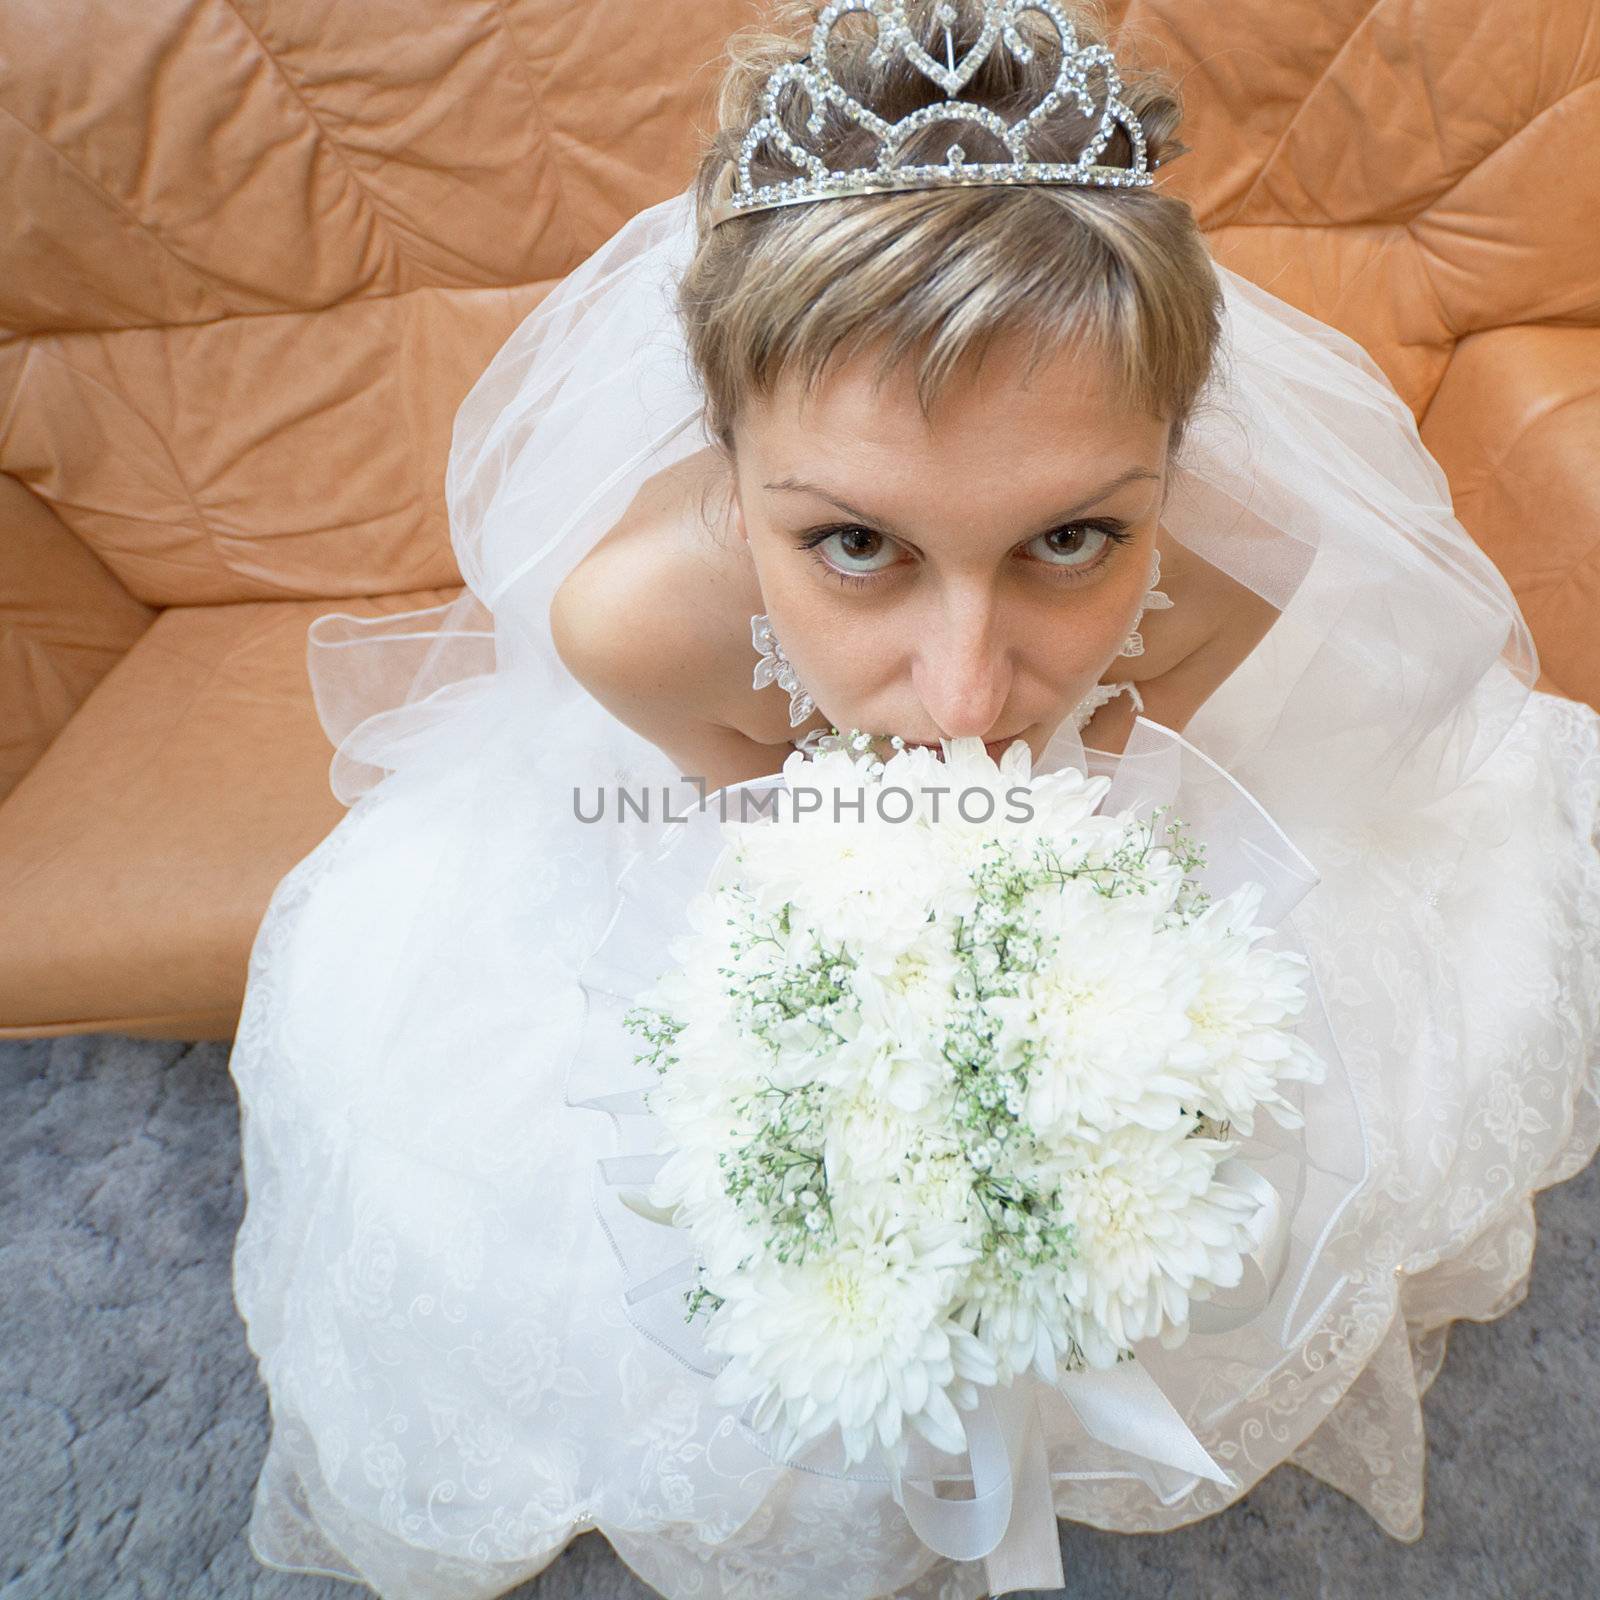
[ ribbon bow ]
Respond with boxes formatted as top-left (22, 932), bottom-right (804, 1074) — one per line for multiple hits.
top-left (601, 1146), bottom-right (1290, 1594)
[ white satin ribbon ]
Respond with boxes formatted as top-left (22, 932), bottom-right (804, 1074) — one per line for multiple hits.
top-left (882, 1362), bottom-right (1236, 1595)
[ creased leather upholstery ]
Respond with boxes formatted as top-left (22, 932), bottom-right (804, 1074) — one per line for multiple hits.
top-left (0, 0), bottom-right (1594, 1038)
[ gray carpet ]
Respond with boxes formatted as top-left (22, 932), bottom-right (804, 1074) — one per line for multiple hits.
top-left (2, 1032), bottom-right (1596, 1600)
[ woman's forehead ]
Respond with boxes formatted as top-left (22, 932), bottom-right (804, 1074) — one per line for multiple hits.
top-left (736, 333), bottom-right (1169, 497)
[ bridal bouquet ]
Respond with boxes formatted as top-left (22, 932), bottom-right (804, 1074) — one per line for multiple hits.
top-left (619, 731), bottom-right (1326, 1475)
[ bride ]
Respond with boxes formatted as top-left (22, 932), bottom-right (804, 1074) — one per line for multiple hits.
top-left (227, 3), bottom-right (1600, 1598)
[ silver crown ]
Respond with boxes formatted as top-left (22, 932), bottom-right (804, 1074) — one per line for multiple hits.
top-left (708, 0), bottom-right (1157, 229)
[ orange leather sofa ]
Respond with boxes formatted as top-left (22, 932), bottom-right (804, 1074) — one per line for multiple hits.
top-left (1, 1), bottom-right (1595, 1041)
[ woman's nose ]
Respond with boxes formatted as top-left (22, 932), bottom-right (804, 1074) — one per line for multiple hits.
top-left (912, 596), bottom-right (1012, 739)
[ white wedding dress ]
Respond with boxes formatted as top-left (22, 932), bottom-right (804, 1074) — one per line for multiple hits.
top-left (226, 190), bottom-right (1600, 1600)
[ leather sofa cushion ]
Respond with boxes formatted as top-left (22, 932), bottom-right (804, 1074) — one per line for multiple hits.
top-left (0, 588), bottom-right (461, 1039)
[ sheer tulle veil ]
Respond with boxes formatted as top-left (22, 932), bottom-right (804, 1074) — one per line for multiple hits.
top-left (304, 182), bottom-right (1536, 839)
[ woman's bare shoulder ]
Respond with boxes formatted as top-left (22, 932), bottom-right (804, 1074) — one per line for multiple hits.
top-left (548, 447), bottom-right (770, 745)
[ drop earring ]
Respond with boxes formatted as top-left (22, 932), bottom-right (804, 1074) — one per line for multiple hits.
top-left (751, 613), bottom-right (816, 727)
top-left (1118, 545), bottom-right (1175, 657)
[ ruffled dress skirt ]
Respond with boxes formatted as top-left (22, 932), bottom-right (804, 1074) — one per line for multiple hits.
top-left (228, 661), bottom-right (1600, 1600)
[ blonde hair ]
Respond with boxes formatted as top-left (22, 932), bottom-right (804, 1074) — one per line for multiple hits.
top-left (676, 0), bottom-right (1222, 466)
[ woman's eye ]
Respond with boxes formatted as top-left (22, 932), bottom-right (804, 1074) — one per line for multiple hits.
top-left (797, 519), bottom-right (1131, 589)
top-left (1025, 523), bottom-right (1127, 572)
top-left (810, 527), bottom-right (900, 575)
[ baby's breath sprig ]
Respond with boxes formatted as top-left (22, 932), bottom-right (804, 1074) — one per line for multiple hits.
top-left (1027, 830), bottom-right (1158, 901)
top-left (972, 1175), bottom-right (1079, 1280)
top-left (682, 1271), bottom-right (725, 1325)
top-left (720, 1077), bottom-right (834, 1263)
top-left (718, 885), bottom-right (786, 954)
top-left (808, 726), bottom-right (905, 765)
top-left (735, 931), bottom-right (855, 1052)
top-left (938, 873), bottom-right (1074, 1269)
top-left (1160, 813), bottom-right (1212, 923)
top-left (621, 1003), bottom-right (683, 1076)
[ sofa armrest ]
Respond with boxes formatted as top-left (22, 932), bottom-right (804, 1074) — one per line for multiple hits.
top-left (1420, 326), bottom-right (1600, 714)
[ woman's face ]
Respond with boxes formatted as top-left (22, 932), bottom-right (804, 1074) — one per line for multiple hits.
top-left (728, 328), bottom-right (1173, 761)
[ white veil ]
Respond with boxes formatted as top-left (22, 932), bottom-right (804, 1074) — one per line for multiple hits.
top-left (305, 183), bottom-right (1537, 835)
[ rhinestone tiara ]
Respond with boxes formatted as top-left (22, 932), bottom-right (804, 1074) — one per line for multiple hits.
top-left (707, 0), bottom-right (1158, 229)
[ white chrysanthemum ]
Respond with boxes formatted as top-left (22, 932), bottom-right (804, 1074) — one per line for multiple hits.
top-left (760, 1013), bottom-right (842, 1080)
top-left (1012, 763), bottom-right (1116, 842)
top-left (1051, 1124), bottom-right (1260, 1360)
top-left (961, 1248), bottom-right (1075, 1387)
top-left (1168, 881), bottom-right (1327, 1135)
top-left (654, 891), bottom-right (787, 1015)
top-left (898, 1144), bottom-right (985, 1239)
top-left (824, 1137), bottom-right (983, 1249)
top-left (705, 1205), bottom-right (996, 1468)
top-left (985, 903), bottom-right (1197, 1139)
top-left (729, 816), bottom-right (941, 949)
top-left (845, 740), bottom-right (959, 798)
top-left (812, 1049), bottom-right (947, 1190)
top-left (853, 923), bottom-right (963, 1010)
top-left (652, 1179), bottom-right (761, 1279)
top-left (872, 738), bottom-right (1112, 860)
top-left (642, 1009), bottom-right (768, 1112)
top-left (918, 823), bottom-right (1014, 899)
top-left (821, 1081), bottom-right (936, 1188)
top-left (820, 981), bottom-right (954, 1115)
top-left (880, 739), bottom-right (1036, 871)
top-left (646, 1130), bottom-right (763, 1277)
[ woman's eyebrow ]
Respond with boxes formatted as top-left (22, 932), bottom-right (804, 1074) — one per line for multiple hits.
top-left (763, 465), bottom-right (1161, 538)
top-left (764, 477), bottom-right (879, 525)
